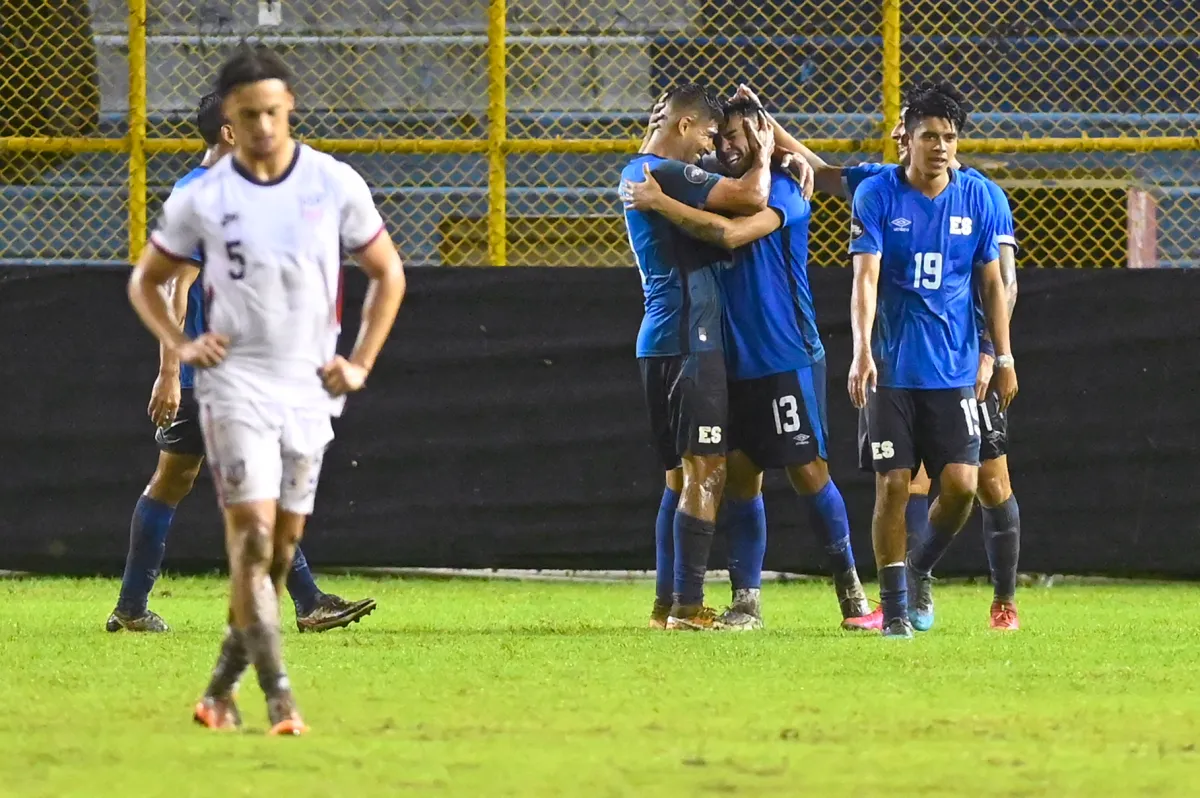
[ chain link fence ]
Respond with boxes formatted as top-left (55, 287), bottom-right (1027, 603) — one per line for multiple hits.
top-left (0, 0), bottom-right (1196, 267)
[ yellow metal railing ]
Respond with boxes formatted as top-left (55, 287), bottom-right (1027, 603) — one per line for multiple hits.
top-left (1, 0), bottom-right (1197, 268)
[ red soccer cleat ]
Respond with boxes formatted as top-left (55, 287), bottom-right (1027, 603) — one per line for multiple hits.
top-left (841, 605), bottom-right (884, 632)
top-left (990, 600), bottom-right (1020, 631)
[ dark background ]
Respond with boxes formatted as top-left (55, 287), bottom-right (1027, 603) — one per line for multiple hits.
top-left (2, 266), bottom-right (1198, 577)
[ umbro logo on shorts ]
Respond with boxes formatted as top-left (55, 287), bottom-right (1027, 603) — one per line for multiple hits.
top-left (793, 432), bottom-right (811, 445)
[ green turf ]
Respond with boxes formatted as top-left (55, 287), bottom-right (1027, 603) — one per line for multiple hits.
top-left (1, 576), bottom-right (1197, 797)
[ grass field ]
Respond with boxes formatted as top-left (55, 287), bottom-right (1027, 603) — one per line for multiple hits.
top-left (2, 575), bottom-right (1197, 797)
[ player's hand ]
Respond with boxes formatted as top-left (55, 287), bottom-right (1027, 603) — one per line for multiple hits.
top-left (734, 83), bottom-right (764, 110)
top-left (148, 372), bottom-right (181, 429)
top-left (175, 333), bottom-right (229, 369)
top-left (974, 352), bottom-right (995, 405)
top-left (619, 164), bottom-right (665, 211)
top-left (647, 92), bottom-right (668, 133)
top-left (991, 362), bottom-right (1018, 411)
top-left (848, 351), bottom-right (877, 409)
top-left (744, 111), bottom-right (775, 163)
top-left (319, 356), bottom-right (369, 397)
top-left (777, 150), bottom-right (815, 200)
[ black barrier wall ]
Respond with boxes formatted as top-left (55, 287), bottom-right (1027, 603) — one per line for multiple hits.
top-left (1, 267), bottom-right (1198, 577)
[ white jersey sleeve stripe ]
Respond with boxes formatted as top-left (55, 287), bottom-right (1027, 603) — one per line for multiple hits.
top-left (149, 232), bottom-right (194, 262)
top-left (347, 222), bottom-right (386, 254)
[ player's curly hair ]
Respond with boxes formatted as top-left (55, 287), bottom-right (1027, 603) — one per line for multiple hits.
top-left (195, 91), bottom-right (225, 148)
top-left (216, 44), bottom-right (292, 98)
top-left (902, 79), bottom-right (970, 134)
top-left (663, 83), bottom-right (724, 123)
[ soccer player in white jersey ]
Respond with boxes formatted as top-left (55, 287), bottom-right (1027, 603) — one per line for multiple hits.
top-left (127, 46), bottom-right (406, 735)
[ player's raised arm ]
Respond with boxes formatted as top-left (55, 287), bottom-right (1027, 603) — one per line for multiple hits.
top-left (622, 163), bottom-right (781, 250)
top-left (702, 112), bottom-right (774, 214)
top-left (319, 166), bottom-right (406, 397)
top-left (733, 84), bottom-right (842, 197)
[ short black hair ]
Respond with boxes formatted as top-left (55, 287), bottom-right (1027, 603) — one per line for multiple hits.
top-left (216, 44), bottom-right (292, 98)
top-left (196, 91), bottom-right (225, 147)
top-left (722, 97), bottom-right (764, 122)
top-left (663, 83), bottom-right (724, 124)
top-left (902, 79), bottom-right (969, 135)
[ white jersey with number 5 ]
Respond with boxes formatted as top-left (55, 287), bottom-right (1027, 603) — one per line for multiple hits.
top-left (150, 144), bottom-right (385, 416)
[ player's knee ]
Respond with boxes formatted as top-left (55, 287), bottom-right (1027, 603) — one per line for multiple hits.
top-left (680, 454), bottom-right (726, 520)
top-left (940, 464), bottom-right (979, 504)
top-left (230, 514), bottom-right (274, 566)
top-left (724, 451), bottom-right (763, 501)
top-left (664, 468), bottom-right (683, 494)
top-left (977, 463), bottom-right (1012, 508)
top-left (877, 470), bottom-right (911, 506)
top-left (146, 455), bottom-right (203, 505)
top-left (786, 459), bottom-right (829, 496)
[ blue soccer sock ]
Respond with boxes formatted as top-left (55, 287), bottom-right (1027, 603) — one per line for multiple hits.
top-left (654, 488), bottom-right (680, 605)
top-left (673, 511), bottom-right (716, 606)
top-left (286, 546), bottom-right (323, 616)
top-left (982, 496), bottom-right (1021, 602)
top-left (724, 495), bottom-right (767, 591)
top-left (800, 480), bottom-right (855, 574)
top-left (116, 495), bottom-right (177, 616)
top-left (911, 505), bottom-right (964, 577)
top-left (879, 562), bottom-right (908, 625)
top-left (906, 493), bottom-right (932, 561)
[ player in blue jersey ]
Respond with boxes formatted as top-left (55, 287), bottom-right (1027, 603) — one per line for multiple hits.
top-left (743, 80), bottom-right (1024, 631)
top-left (624, 96), bottom-right (874, 631)
top-left (846, 82), bottom-right (1018, 638)
top-left (619, 83), bottom-right (775, 631)
top-left (106, 92), bottom-right (376, 635)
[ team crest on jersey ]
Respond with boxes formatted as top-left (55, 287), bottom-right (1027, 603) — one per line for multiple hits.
top-left (890, 217), bottom-right (912, 231)
top-left (300, 193), bottom-right (325, 222)
top-left (684, 165), bottom-right (708, 184)
top-left (849, 217), bottom-right (864, 239)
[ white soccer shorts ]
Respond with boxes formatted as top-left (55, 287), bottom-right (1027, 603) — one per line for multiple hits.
top-left (199, 401), bottom-right (334, 515)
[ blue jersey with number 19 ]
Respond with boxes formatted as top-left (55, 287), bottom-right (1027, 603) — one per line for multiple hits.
top-left (171, 165), bottom-right (209, 389)
top-left (849, 165), bottom-right (1000, 390)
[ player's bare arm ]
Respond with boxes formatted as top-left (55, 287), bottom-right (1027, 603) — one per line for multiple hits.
top-left (848, 253), bottom-right (880, 409)
top-left (999, 242), bottom-right (1019, 318)
top-left (129, 246), bottom-right (229, 368)
top-left (147, 263), bottom-right (199, 428)
top-left (320, 233), bottom-right (406, 397)
top-left (703, 114), bottom-right (774, 215)
top-left (623, 163), bottom-right (781, 249)
top-left (977, 258), bottom-right (1018, 410)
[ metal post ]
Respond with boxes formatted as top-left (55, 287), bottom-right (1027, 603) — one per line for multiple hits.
top-left (128, 0), bottom-right (148, 261)
top-left (486, 0), bottom-right (508, 266)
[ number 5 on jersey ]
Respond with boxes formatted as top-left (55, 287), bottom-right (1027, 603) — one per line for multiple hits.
top-left (226, 240), bottom-right (246, 280)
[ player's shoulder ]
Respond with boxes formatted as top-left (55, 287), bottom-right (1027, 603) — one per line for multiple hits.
top-left (955, 169), bottom-right (1002, 208)
top-left (621, 153), bottom-right (658, 181)
top-left (768, 168), bottom-right (806, 204)
top-left (855, 165), bottom-right (900, 198)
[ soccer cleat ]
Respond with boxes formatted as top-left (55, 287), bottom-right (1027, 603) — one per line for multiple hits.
top-left (989, 600), bottom-right (1020, 631)
top-left (717, 588), bottom-right (763, 631)
top-left (833, 569), bottom-right (872, 619)
top-left (105, 608), bottom-right (169, 633)
top-left (908, 569), bottom-right (935, 632)
top-left (648, 599), bottom-right (672, 629)
top-left (296, 594), bottom-right (377, 633)
top-left (192, 695), bottom-right (242, 731)
top-left (882, 617), bottom-right (915, 638)
top-left (266, 692), bottom-right (307, 736)
top-left (841, 604), bottom-right (884, 632)
top-left (666, 604), bottom-right (727, 631)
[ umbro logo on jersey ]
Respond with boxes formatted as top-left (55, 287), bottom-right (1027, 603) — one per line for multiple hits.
top-left (220, 213), bottom-right (239, 227)
top-left (890, 218), bottom-right (912, 231)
